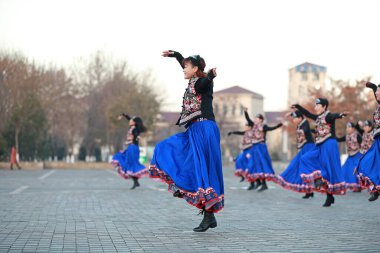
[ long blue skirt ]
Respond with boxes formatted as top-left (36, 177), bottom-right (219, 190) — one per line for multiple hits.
top-left (246, 143), bottom-right (275, 182)
top-left (234, 148), bottom-right (251, 178)
top-left (357, 138), bottom-right (380, 193)
top-left (299, 138), bottom-right (346, 195)
top-left (149, 120), bottom-right (224, 213)
top-left (111, 144), bottom-right (147, 179)
top-left (276, 143), bottom-right (316, 193)
top-left (342, 152), bottom-right (362, 191)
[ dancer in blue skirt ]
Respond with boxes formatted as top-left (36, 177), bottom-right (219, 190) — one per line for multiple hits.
top-left (357, 82), bottom-right (380, 201)
top-left (276, 110), bottom-right (316, 198)
top-left (355, 120), bottom-right (374, 154)
top-left (111, 113), bottom-right (148, 189)
top-left (292, 98), bottom-right (348, 207)
top-left (337, 122), bottom-right (362, 192)
top-left (245, 109), bottom-right (283, 192)
top-left (149, 50), bottom-right (223, 232)
top-left (228, 108), bottom-right (255, 184)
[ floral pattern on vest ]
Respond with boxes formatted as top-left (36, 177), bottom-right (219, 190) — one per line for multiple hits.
top-left (252, 123), bottom-right (265, 144)
top-left (178, 77), bottom-right (202, 126)
top-left (126, 126), bottom-right (135, 145)
top-left (296, 119), bottom-right (307, 149)
top-left (346, 131), bottom-right (360, 156)
top-left (373, 104), bottom-right (380, 137)
top-left (360, 131), bottom-right (374, 154)
top-left (315, 111), bottom-right (332, 144)
top-left (241, 130), bottom-right (254, 150)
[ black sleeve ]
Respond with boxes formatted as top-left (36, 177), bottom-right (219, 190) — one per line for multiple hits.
top-left (302, 121), bottom-right (311, 134)
top-left (326, 112), bottom-right (346, 123)
top-left (293, 104), bottom-right (318, 120)
top-left (264, 123), bottom-right (283, 131)
top-left (228, 131), bottom-right (245, 136)
top-left (311, 129), bottom-right (317, 134)
top-left (244, 111), bottom-right (254, 126)
top-left (122, 113), bottom-right (131, 120)
top-left (195, 73), bottom-right (215, 93)
top-left (168, 50), bottom-right (185, 69)
top-left (336, 135), bottom-right (346, 142)
top-left (357, 134), bottom-right (362, 144)
top-left (355, 122), bottom-right (364, 135)
top-left (366, 82), bottom-right (380, 104)
top-left (132, 128), bottom-right (140, 138)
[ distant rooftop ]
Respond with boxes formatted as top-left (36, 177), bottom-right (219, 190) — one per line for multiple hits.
top-left (290, 62), bottom-right (327, 73)
top-left (214, 85), bottom-right (263, 99)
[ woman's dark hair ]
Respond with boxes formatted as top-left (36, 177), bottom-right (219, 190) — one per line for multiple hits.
top-left (132, 117), bottom-right (147, 133)
top-left (182, 55), bottom-right (207, 78)
top-left (255, 113), bottom-right (264, 121)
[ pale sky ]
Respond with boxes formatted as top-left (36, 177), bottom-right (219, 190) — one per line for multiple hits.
top-left (0, 0), bottom-right (379, 111)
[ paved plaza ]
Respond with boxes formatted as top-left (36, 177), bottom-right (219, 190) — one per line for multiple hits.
top-left (0, 167), bottom-right (379, 253)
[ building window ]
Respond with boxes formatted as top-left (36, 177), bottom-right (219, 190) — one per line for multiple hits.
top-left (301, 72), bottom-right (308, 81)
top-left (231, 105), bottom-right (236, 116)
top-left (223, 104), bottom-right (228, 116)
top-left (313, 73), bottom-right (319, 81)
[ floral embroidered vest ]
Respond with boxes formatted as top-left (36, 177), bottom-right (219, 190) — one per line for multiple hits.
top-left (178, 77), bottom-right (202, 126)
top-left (126, 126), bottom-right (135, 145)
top-left (373, 104), bottom-right (380, 138)
top-left (296, 119), bottom-right (307, 149)
top-left (360, 131), bottom-right (374, 154)
top-left (252, 123), bottom-right (265, 144)
top-left (241, 130), bottom-right (254, 150)
top-left (346, 131), bottom-right (360, 156)
top-left (315, 111), bottom-right (332, 144)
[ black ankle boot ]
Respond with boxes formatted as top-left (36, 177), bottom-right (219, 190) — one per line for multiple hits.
top-left (302, 192), bottom-right (314, 199)
top-left (323, 193), bottom-right (335, 207)
top-left (240, 176), bottom-right (245, 182)
top-left (368, 191), bottom-right (379, 202)
top-left (173, 190), bottom-right (183, 198)
top-left (247, 182), bottom-right (255, 190)
top-left (253, 180), bottom-right (261, 189)
top-left (131, 177), bottom-right (140, 190)
top-left (193, 211), bottom-right (217, 232)
top-left (258, 180), bottom-right (268, 192)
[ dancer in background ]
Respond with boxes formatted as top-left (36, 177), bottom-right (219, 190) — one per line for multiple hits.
top-left (337, 122), bottom-right (362, 192)
top-left (228, 108), bottom-right (255, 184)
top-left (245, 109), bottom-right (283, 192)
top-left (111, 113), bottom-right (148, 189)
top-left (355, 120), bottom-right (374, 154)
top-left (356, 82), bottom-right (380, 201)
top-left (149, 50), bottom-right (223, 232)
top-left (292, 98), bottom-right (347, 207)
top-left (276, 110), bottom-right (315, 198)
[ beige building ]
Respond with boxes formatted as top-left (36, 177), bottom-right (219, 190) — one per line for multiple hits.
top-left (288, 62), bottom-right (327, 106)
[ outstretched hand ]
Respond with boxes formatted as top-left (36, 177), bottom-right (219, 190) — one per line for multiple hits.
top-left (162, 50), bottom-right (174, 57)
top-left (342, 111), bottom-right (349, 117)
top-left (117, 115), bottom-right (123, 121)
top-left (209, 68), bottom-right (217, 77)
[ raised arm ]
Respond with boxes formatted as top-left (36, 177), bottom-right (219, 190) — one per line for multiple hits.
top-left (264, 123), bottom-right (283, 132)
top-left (162, 50), bottom-right (185, 69)
top-left (122, 113), bottom-right (131, 120)
top-left (292, 104), bottom-right (318, 120)
top-left (366, 82), bottom-right (380, 104)
top-left (195, 69), bottom-right (217, 92)
top-left (244, 110), bottom-right (254, 127)
top-left (228, 131), bottom-right (245, 136)
top-left (326, 112), bottom-right (347, 122)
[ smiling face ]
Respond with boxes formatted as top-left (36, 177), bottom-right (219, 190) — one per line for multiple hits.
top-left (183, 61), bottom-right (199, 79)
top-left (129, 119), bottom-right (135, 126)
top-left (254, 117), bottom-right (263, 124)
top-left (314, 104), bottom-right (326, 114)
